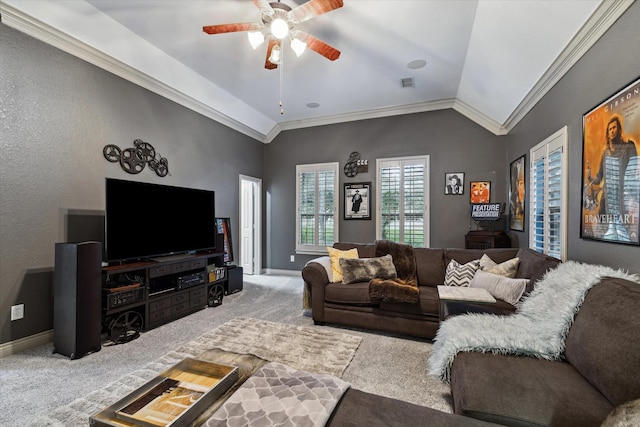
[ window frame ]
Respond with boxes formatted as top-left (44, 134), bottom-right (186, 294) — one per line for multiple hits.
top-left (529, 126), bottom-right (568, 260)
top-left (375, 155), bottom-right (430, 247)
top-left (295, 162), bottom-right (339, 254)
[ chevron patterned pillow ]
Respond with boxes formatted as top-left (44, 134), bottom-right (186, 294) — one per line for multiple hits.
top-left (444, 258), bottom-right (480, 287)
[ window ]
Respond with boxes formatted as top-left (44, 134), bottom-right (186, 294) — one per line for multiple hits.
top-left (376, 156), bottom-right (430, 247)
top-left (529, 127), bottom-right (568, 260)
top-left (296, 162), bottom-right (339, 253)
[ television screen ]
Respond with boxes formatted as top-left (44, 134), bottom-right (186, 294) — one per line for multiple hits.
top-left (105, 178), bottom-right (216, 263)
top-left (215, 218), bottom-right (234, 264)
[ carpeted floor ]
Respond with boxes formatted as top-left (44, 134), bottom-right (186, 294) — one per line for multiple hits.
top-left (0, 274), bottom-right (452, 426)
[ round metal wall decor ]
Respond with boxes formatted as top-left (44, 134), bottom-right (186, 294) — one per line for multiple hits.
top-left (344, 151), bottom-right (361, 177)
top-left (102, 139), bottom-right (170, 177)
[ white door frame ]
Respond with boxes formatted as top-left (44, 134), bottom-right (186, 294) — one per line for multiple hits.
top-left (239, 175), bottom-right (262, 275)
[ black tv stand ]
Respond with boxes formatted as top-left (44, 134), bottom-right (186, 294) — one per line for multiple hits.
top-left (100, 251), bottom-right (238, 341)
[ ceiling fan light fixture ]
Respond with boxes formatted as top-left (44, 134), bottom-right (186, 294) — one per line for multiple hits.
top-left (247, 31), bottom-right (265, 49)
top-left (269, 44), bottom-right (282, 64)
top-left (291, 37), bottom-right (307, 57)
top-left (270, 18), bottom-right (289, 39)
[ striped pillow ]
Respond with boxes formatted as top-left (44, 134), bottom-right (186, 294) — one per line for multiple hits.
top-left (444, 259), bottom-right (480, 287)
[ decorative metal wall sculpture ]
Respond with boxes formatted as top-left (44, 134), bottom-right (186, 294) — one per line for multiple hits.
top-left (344, 151), bottom-right (368, 177)
top-left (103, 139), bottom-right (169, 177)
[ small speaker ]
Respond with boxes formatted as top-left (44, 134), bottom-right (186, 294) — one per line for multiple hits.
top-left (226, 266), bottom-right (243, 295)
top-left (53, 241), bottom-right (102, 359)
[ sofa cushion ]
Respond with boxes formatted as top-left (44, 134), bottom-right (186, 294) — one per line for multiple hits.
top-left (325, 281), bottom-right (377, 305)
top-left (479, 254), bottom-right (519, 278)
top-left (380, 285), bottom-right (439, 316)
top-left (469, 270), bottom-right (528, 305)
top-left (451, 352), bottom-right (614, 426)
top-left (514, 248), bottom-right (561, 294)
top-left (333, 242), bottom-right (377, 258)
top-left (340, 255), bottom-right (397, 285)
top-left (444, 259), bottom-right (480, 287)
top-left (445, 248), bottom-right (519, 267)
top-left (327, 247), bottom-right (359, 283)
top-left (327, 388), bottom-right (499, 427)
top-left (564, 277), bottom-right (640, 407)
top-left (414, 248), bottom-right (445, 287)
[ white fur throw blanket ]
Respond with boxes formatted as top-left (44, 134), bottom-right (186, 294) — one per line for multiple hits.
top-left (428, 261), bottom-right (640, 383)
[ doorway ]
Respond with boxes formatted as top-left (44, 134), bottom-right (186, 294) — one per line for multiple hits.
top-left (239, 175), bottom-right (262, 275)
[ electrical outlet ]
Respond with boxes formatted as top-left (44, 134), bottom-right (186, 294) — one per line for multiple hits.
top-left (290, 255), bottom-right (295, 262)
top-left (11, 304), bottom-right (24, 321)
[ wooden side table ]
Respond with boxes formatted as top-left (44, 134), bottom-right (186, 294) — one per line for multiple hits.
top-left (437, 285), bottom-right (496, 321)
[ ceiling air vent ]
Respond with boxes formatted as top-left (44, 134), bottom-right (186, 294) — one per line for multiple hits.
top-left (401, 77), bottom-right (415, 88)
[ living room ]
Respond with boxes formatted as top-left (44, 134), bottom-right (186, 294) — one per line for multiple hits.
top-left (1, 0), bottom-right (639, 425)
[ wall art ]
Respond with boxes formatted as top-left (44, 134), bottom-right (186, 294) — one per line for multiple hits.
top-left (509, 155), bottom-right (526, 231)
top-left (344, 182), bottom-right (371, 220)
top-left (581, 77), bottom-right (639, 245)
top-left (444, 172), bottom-right (464, 195)
top-left (470, 181), bottom-right (490, 204)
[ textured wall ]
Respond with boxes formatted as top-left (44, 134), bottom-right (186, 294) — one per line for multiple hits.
top-left (264, 110), bottom-right (506, 270)
top-left (506, 1), bottom-right (640, 273)
top-left (0, 24), bottom-right (263, 344)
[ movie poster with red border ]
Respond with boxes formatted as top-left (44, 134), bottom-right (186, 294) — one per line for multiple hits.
top-left (581, 77), bottom-right (640, 245)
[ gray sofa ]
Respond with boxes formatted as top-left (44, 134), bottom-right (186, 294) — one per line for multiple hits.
top-left (449, 275), bottom-right (640, 426)
top-left (302, 242), bottom-right (560, 339)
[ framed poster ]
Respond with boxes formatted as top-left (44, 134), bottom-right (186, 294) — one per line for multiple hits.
top-left (509, 155), bottom-right (526, 231)
top-left (470, 181), bottom-right (490, 204)
top-left (445, 172), bottom-right (464, 195)
top-left (581, 77), bottom-right (640, 245)
top-left (344, 182), bottom-right (371, 220)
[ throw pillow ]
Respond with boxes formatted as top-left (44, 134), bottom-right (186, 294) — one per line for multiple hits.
top-left (327, 247), bottom-right (359, 283)
top-left (479, 254), bottom-right (520, 278)
top-left (340, 254), bottom-right (398, 285)
top-left (444, 259), bottom-right (480, 287)
top-left (469, 270), bottom-right (529, 305)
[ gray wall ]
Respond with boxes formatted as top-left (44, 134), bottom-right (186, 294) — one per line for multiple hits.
top-left (506, 1), bottom-right (640, 273)
top-left (0, 24), bottom-right (264, 345)
top-left (264, 111), bottom-right (506, 270)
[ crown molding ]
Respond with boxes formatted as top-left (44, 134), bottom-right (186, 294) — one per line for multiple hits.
top-left (502, 0), bottom-right (634, 132)
top-left (0, 2), bottom-right (271, 143)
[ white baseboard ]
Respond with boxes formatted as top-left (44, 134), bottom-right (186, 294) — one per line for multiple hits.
top-left (0, 330), bottom-right (53, 358)
top-left (260, 268), bottom-right (301, 277)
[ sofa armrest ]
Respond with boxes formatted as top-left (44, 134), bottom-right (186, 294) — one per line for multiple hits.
top-left (302, 260), bottom-right (331, 322)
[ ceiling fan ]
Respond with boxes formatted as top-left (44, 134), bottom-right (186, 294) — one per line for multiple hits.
top-left (203, 0), bottom-right (343, 70)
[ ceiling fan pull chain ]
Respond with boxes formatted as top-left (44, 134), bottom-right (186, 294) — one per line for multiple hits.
top-left (280, 44), bottom-right (284, 115)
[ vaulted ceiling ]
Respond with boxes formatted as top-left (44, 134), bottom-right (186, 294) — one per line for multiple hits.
top-left (1, 1), bottom-right (632, 142)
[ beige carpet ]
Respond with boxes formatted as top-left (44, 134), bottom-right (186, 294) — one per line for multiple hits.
top-left (28, 317), bottom-right (362, 426)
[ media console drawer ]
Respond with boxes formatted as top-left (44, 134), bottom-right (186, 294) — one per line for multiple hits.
top-left (149, 296), bottom-right (171, 313)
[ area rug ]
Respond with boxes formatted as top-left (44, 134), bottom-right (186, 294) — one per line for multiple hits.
top-left (28, 317), bottom-right (362, 426)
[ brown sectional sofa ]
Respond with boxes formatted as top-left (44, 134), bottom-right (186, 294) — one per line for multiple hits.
top-left (449, 276), bottom-right (640, 426)
top-left (302, 242), bottom-right (560, 339)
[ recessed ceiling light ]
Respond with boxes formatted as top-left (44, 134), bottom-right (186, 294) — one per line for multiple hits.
top-left (407, 59), bottom-right (427, 69)
top-left (307, 102), bottom-right (320, 108)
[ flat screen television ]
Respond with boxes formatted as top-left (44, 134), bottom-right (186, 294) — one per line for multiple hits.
top-left (215, 217), bottom-right (234, 264)
top-left (105, 178), bottom-right (216, 263)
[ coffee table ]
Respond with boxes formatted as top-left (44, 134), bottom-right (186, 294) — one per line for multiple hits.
top-left (437, 285), bottom-right (496, 321)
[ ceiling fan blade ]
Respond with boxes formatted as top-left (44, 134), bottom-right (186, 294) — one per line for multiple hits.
top-left (296, 31), bottom-right (340, 61)
top-left (289, 0), bottom-right (344, 24)
top-left (264, 39), bottom-right (279, 70)
top-left (253, 0), bottom-right (274, 16)
top-left (203, 22), bottom-right (262, 35)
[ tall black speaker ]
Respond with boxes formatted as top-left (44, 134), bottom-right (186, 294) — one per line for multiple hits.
top-left (53, 241), bottom-right (102, 359)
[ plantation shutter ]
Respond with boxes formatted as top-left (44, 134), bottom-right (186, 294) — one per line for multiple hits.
top-left (296, 163), bottom-right (338, 253)
top-left (530, 128), bottom-right (567, 260)
top-left (377, 156), bottom-right (429, 247)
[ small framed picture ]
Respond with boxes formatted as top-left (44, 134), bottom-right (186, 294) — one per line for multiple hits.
top-left (445, 172), bottom-right (464, 195)
top-left (344, 182), bottom-right (371, 220)
top-left (470, 181), bottom-right (491, 204)
top-left (509, 155), bottom-right (526, 231)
